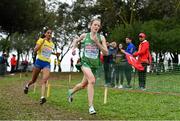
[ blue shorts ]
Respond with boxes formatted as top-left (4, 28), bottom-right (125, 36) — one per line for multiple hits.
top-left (34, 59), bottom-right (50, 69)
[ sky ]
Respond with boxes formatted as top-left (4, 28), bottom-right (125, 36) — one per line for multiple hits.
top-left (45, 0), bottom-right (76, 6)
top-left (60, 0), bottom-right (75, 5)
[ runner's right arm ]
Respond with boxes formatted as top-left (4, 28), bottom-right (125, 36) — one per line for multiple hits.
top-left (72, 33), bottom-right (86, 55)
top-left (34, 39), bottom-right (45, 53)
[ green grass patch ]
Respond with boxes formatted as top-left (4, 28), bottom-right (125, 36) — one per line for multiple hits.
top-left (1, 72), bottom-right (180, 119)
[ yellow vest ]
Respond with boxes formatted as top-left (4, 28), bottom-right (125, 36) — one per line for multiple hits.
top-left (36, 38), bottom-right (54, 62)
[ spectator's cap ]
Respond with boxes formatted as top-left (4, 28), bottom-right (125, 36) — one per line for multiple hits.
top-left (139, 33), bottom-right (146, 38)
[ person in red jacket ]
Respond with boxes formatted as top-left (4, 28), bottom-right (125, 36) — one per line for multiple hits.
top-left (133, 33), bottom-right (151, 90)
top-left (10, 54), bottom-right (17, 73)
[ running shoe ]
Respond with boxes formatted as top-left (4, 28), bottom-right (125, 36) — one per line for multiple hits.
top-left (67, 89), bottom-right (73, 103)
top-left (24, 86), bottom-right (29, 94)
top-left (89, 106), bottom-right (96, 115)
top-left (40, 97), bottom-right (46, 105)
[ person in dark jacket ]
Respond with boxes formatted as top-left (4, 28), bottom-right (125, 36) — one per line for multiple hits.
top-left (0, 52), bottom-right (9, 76)
top-left (103, 41), bottom-right (111, 86)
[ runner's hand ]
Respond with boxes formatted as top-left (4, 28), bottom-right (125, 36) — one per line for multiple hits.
top-left (121, 49), bottom-right (125, 54)
top-left (92, 33), bottom-right (99, 43)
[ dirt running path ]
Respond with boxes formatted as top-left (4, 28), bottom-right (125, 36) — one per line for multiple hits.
top-left (0, 77), bottom-right (98, 120)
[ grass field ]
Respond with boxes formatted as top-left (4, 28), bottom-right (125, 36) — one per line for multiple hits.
top-left (0, 72), bottom-right (180, 120)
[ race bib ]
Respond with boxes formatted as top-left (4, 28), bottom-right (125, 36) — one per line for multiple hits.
top-left (84, 44), bottom-right (99, 59)
top-left (41, 46), bottom-right (52, 58)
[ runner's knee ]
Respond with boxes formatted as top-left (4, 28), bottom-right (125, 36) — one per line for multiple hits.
top-left (81, 82), bottom-right (88, 88)
top-left (88, 79), bottom-right (95, 85)
top-left (31, 79), bottom-right (37, 83)
top-left (41, 79), bottom-right (48, 84)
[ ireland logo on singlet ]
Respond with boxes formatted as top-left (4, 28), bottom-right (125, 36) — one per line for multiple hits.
top-left (84, 43), bottom-right (99, 59)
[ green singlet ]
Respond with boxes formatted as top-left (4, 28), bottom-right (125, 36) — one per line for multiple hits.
top-left (80, 33), bottom-right (102, 74)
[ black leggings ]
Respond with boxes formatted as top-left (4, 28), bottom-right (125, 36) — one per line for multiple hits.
top-left (138, 63), bottom-right (148, 88)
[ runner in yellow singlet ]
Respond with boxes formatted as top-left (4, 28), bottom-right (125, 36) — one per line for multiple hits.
top-left (24, 28), bottom-right (55, 105)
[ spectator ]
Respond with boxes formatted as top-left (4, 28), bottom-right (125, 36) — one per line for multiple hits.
top-left (158, 54), bottom-right (165, 73)
top-left (10, 54), bottom-right (17, 73)
top-left (21, 59), bottom-right (29, 72)
top-left (168, 58), bottom-right (171, 71)
top-left (114, 43), bottom-right (126, 88)
top-left (133, 33), bottom-right (151, 90)
top-left (108, 41), bottom-right (117, 87)
top-left (124, 37), bottom-right (136, 88)
top-left (103, 41), bottom-right (111, 86)
top-left (0, 52), bottom-right (9, 76)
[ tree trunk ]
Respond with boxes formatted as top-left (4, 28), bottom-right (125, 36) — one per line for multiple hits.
top-left (171, 52), bottom-right (179, 64)
top-left (16, 50), bottom-right (21, 71)
top-left (159, 52), bottom-right (165, 72)
top-left (170, 52), bottom-right (179, 71)
top-left (58, 64), bottom-right (62, 72)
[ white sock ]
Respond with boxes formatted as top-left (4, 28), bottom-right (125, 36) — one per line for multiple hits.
top-left (41, 96), bottom-right (45, 99)
top-left (89, 105), bottom-right (93, 108)
top-left (26, 84), bottom-right (29, 88)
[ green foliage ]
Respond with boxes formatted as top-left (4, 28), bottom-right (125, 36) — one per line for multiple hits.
top-left (0, 0), bottom-right (56, 34)
top-left (108, 24), bottom-right (134, 42)
top-left (107, 23), bottom-right (141, 46)
top-left (0, 0), bottom-right (179, 56)
top-left (141, 19), bottom-right (180, 53)
top-left (108, 18), bottom-right (180, 53)
top-left (140, 0), bottom-right (179, 21)
top-left (8, 32), bottom-right (35, 52)
top-left (0, 38), bottom-right (11, 52)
